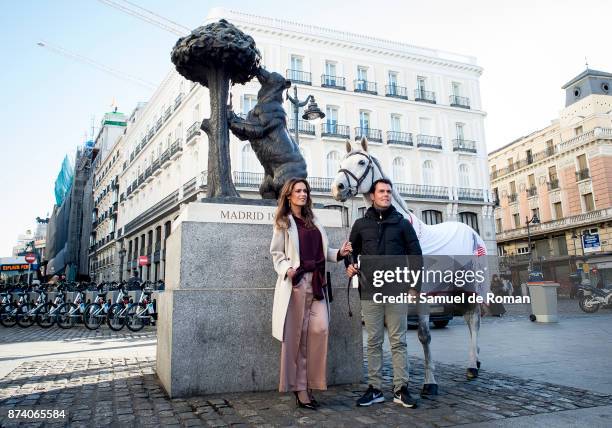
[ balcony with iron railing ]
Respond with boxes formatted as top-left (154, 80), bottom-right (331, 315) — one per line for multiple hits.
top-left (395, 183), bottom-right (450, 200)
top-left (507, 193), bottom-right (518, 203)
top-left (171, 138), bottom-right (183, 158)
top-left (286, 69), bottom-right (311, 85)
top-left (138, 173), bottom-right (145, 187)
top-left (449, 95), bottom-right (470, 109)
top-left (414, 89), bottom-right (436, 103)
top-left (354, 80), bottom-right (377, 95)
top-left (576, 168), bottom-right (590, 181)
top-left (547, 179), bottom-right (559, 190)
top-left (321, 74), bottom-right (346, 90)
top-left (355, 127), bottom-right (382, 142)
top-left (155, 118), bottom-right (162, 131)
top-left (457, 188), bottom-right (484, 201)
top-left (147, 128), bottom-right (154, 141)
top-left (174, 93), bottom-right (184, 110)
top-left (385, 85), bottom-right (408, 99)
top-left (164, 107), bottom-right (172, 122)
top-left (233, 171), bottom-right (263, 188)
top-left (119, 193), bottom-right (125, 202)
top-left (160, 148), bottom-right (171, 165)
top-left (527, 186), bottom-right (538, 197)
top-left (321, 123), bottom-right (350, 139)
top-left (288, 119), bottom-right (315, 135)
top-left (452, 139), bottom-right (477, 153)
top-left (416, 134), bottom-right (442, 149)
top-left (386, 131), bottom-right (413, 146)
top-left (186, 121), bottom-right (202, 143)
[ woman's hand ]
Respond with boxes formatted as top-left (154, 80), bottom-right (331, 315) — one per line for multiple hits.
top-left (287, 268), bottom-right (297, 279)
top-left (339, 241), bottom-right (352, 257)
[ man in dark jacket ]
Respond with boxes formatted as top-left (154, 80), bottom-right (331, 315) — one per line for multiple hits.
top-left (347, 178), bottom-right (422, 409)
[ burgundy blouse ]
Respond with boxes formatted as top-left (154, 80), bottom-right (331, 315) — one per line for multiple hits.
top-left (291, 216), bottom-right (326, 300)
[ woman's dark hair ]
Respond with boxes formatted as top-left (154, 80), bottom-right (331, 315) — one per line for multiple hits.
top-left (368, 178), bottom-right (393, 194)
top-left (274, 178), bottom-right (315, 230)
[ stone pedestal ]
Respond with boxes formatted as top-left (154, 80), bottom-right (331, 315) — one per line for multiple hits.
top-left (156, 201), bottom-right (363, 398)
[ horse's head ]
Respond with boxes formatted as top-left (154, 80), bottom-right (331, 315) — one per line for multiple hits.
top-left (331, 137), bottom-right (376, 202)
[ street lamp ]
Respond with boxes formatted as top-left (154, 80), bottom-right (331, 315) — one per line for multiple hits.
top-left (286, 86), bottom-right (325, 146)
top-left (526, 213), bottom-right (540, 274)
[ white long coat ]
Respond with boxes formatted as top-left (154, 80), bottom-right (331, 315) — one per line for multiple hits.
top-left (270, 214), bottom-right (339, 341)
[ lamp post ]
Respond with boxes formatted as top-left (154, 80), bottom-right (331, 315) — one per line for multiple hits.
top-left (286, 86), bottom-right (325, 146)
top-left (526, 213), bottom-right (540, 275)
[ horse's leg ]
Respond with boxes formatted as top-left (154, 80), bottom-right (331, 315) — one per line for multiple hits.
top-left (464, 303), bottom-right (481, 379)
top-left (418, 308), bottom-right (438, 396)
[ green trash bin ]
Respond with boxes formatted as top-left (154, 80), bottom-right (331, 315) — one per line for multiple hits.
top-left (527, 281), bottom-right (560, 323)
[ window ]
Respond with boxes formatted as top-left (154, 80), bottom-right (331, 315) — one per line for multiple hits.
top-left (532, 208), bottom-right (540, 220)
top-left (548, 165), bottom-right (557, 181)
top-left (357, 66), bottom-right (368, 81)
top-left (175, 123), bottom-right (182, 140)
top-left (324, 205), bottom-right (349, 227)
top-left (241, 144), bottom-right (263, 173)
top-left (509, 181), bottom-right (517, 194)
top-left (553, 202), bottom-right (563, 219)
top-left (390, 114), bottom-right (401, 132)
top-left (574, 126), bottom-right (583, 136)
top-left (583, 193), bottom-right (595, 212)
top-left (513, 213), bottom-right (521, 228)
top-left (324, 61), bottom-right (337, 86)
top-left (451, 81), bottom-right (461, 96)
top-left (326, 151), bottom-right (341, 177)
top-left (577, 154), bottom-right (588, 171)
top-left (417, 76), bottom-right (426, 92)
top-left (422, 160), bottom-right (434, 184)
top-left (507, 157), bottom-right (514, 170)
top-left (359, 111), bottom-right (370, 129)
top-left (459, 212), bottom-right (479, 234)
top-left (388, 71), bottom-right (398, 95)
top-left (495, 218), bottom-right (502, 233)
top-left (546, 139), bottom-right (554, 153)
top-left (422, 210), bottom-right (443, 225)
top-left (325, 106), bottom-right (338, 134)
top-left (325, 61), bottom-right (336, 77)
top-left (517, 246), bottom-right (529, 255)
top-left (455, 122), bottom-right (465, 140)
top-left (392, 157), bottom-right (406, 182)
top-left (242, 95), bottom-right (257, 115)
top-left (526, 149), bottom-right (533, 164)
top-left (458, 164), bottom-right (470, 187)
top-left (290, 55), bottom-right (303, 71)
top-left (528, 173), bottom-right (536, 188)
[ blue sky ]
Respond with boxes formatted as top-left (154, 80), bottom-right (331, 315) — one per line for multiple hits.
top-left (2, 0), bottom-right (612, 255)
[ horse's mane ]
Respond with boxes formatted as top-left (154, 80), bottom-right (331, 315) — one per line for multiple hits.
top-left (369, 154), bottom-right (412, 216)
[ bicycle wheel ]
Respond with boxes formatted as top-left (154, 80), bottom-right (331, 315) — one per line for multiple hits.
top-left (16, 304), bottom-right (35, 328)
top-left (0, 305), bottom-right (17, 327)
top-left (56, 303), bottom-right (77, 329)
top-left (83, 303), bottom-right (102, 330)
top-left (126, 304), bottom-right (145, 332)
top-left (107, 303), bottom-right (126, 331)
top-left (35, 302), bottom-right (56, 328)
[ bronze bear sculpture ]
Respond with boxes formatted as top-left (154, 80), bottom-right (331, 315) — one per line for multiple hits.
top-left (228, 68), bottom-right (307, 199)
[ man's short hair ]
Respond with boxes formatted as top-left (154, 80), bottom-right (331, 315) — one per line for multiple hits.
top-left (369, 178), bottom-right (393, 194)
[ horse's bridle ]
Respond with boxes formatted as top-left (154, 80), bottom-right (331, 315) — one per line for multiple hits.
top-left (338, 152), bottom-right (374, 197)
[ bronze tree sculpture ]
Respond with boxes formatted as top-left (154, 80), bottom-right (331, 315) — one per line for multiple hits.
top-left (171, 19), bottom-right (261, 197)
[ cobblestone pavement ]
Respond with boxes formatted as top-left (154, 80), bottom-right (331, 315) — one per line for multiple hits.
top-left (0, 326), bottom-right (156, 344)
top-left (1, 354), bottom-right (611, 427)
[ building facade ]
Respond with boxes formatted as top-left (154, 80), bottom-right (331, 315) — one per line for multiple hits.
top-left (489, 69), bottom-right (612, 291)
top-left (89, 111), bottom-right (128, 282)
top-left (103, 8), bottom-right (494, 283)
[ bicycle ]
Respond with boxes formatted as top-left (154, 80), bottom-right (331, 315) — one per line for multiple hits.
top-left (107, 282), bottom-right (132, 331)
top-left (56, 283), bottom-right (88, 329)
top-left (17, 284), bottom-right (50, 328)
top-left (83, 283), bottom-right (112, 330)
top-left (35, 283), bottom-right (68, 328)
top-left (0, 284), bottom-right (21, 327)
top-left (125, 282), bottom-right (157, 332)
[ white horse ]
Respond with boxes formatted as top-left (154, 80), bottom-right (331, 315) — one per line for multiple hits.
top-left (331, 138), bottom-right (489, 395)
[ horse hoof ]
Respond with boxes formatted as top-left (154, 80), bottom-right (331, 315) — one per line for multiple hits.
top-left (466, 368), bottom-right (479, 379)
top-left (477, 361), bottom-right (481, 369)
top-left (421, 384), bottom-right (439, 396)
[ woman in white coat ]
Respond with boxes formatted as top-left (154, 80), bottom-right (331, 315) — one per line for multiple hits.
top-left (270, 178), bottom-right (351, 410)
